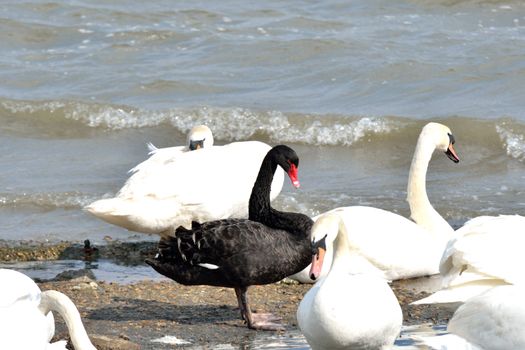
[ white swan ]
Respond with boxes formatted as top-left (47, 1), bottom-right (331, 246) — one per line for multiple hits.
top-left (129, 125), bottom-right (214, 175)
top-left (290, 122), bottom-right (460, 283)
top-left (85, 134), bottom-right (284, 235)
top-left (406, 123), bottom-right (459, 235)
top-left (412, 214), bottom-right (525, 305)
top-left (418, 285), bottom-right (525, 350)
top-left (0, 269), bottom-right (96, 350)
top-left (297, 212), bottom-right (402, 350)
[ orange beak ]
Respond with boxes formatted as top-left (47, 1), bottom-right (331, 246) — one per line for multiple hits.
top-left (309, 246), bottom-right (326, 281)
top-left (445, 143), bottom-right (460, 163)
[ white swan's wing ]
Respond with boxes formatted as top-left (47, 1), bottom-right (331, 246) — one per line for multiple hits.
top-left (440, 215), bottom-right (525, 287)
top-left (447, 285), bottom-right (525, 350)
top-left (413, 215), bottom-right (525, 305)
top-left (120, 141), bottom-right (277, 203)
top-left (415, 287), bottom-right (525, 349)
top-left (416, 333), bottom-right (482, 350)
top-left (127, 145), bottom-right (186, 175)
top-left (0, 269), bottom-right (41, 308)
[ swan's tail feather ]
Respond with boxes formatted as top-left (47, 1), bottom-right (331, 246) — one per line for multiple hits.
top-left (83, 198), bottom-right (139, 229)
top-left (84, 198), bottom-right (122, 216)
top-left (85, 198), bottom-right (190, 234)
top-left (147, 142), bottom-right (158, 154)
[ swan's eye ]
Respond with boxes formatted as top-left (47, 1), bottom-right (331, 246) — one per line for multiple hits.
top-left (311, 234), bottom-right (328, 255)
top-left (448, 133), bottom-right (455, 145)
top-left (189, 139), bottom-right (205, 150)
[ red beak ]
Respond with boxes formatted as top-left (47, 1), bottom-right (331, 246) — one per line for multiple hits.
top-left (287, 163), bottom-right (300, 188)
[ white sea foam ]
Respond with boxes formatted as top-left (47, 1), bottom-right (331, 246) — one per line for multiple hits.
top-left (1, 99), bottom-right (398, 146)
top-left (496, 123), bottom-right (525, 161)
top-left (151, 335), bottom-right (191, 345)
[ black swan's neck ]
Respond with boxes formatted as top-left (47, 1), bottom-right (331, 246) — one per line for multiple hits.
top-left (248, 152), bottom-right (276, 220)
top-left (248, 150), bottom-right (312, 237)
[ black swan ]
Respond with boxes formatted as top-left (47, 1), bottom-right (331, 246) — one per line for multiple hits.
top-left (146, 145), bottom-right (313, 330)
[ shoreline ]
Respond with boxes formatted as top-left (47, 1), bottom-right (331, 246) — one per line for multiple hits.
top-left (39, 276), bottom-right (452, 350)
top-left (1, 241), bottom-right (453, 349)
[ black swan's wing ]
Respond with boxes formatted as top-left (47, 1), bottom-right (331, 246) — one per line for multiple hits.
top-left (147, 219), bottom-right (311, 287)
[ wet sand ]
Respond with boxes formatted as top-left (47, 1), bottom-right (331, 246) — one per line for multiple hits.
top-left (1, 241), bottom-right (453, 349)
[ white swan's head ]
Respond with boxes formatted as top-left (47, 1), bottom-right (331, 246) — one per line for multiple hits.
top-left (309, 213), bottom-right (341, 280)
top-left (421, 122), bottom-right (459, 163)
top-left (187, 125), bottom-right (214, 150)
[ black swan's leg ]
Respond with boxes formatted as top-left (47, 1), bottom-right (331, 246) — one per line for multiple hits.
top-left (237, 286), bottom-right (284, 331)
top-left (234, 287), bottom-right (247, 321)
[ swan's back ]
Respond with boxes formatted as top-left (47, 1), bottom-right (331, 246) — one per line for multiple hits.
top-left (128, 145), bottom-right (186, 174)
top-left (323, 206), bottom-right (449, 280)
top-left (128, 124), bottom-right (213, 174)
top-left (85, 140), bottom-right (285, 233)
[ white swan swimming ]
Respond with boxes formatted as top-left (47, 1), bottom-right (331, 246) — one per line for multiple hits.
top-left (0, 268), bottom-right (96, 350)
top-left (412, 214), bottom-right (525, 305)
top-left (290, 122), bottom-right (460, 283)
top-left (85, 128), bottom-right (284, 235)
top-left (297, 212), bottom-right (402, 350)
top-left (418, 285), bottom-right (525, 350)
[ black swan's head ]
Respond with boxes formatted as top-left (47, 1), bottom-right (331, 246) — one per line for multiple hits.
top-left (269, 145), bottom-right (300, 188)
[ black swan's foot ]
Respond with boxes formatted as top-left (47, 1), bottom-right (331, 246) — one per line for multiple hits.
top-left (247, 313), bottom-right (285, 331)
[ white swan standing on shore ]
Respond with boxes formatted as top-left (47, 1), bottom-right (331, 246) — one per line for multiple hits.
top-left (85, 127), bottom-right (284, 235)
top-left (418, 285), bottom-right (525, 350)
top-left (290, 122), bottom-right (460, 283)
top-left (297, 212), bottom-right (402, 350)
top-left (0, 269), bottom-right (96, 350)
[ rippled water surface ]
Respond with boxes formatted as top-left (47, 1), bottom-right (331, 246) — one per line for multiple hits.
top-left (1, 1), bottom-right (525, 243)
top-left (2, 1), bottom-right (524, 243)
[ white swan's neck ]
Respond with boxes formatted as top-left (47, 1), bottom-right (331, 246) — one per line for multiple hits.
top-left (330, 222), bottom-right (383, 276)
top-left (38, 290), bottom-right (97, 350)
top-left (407, 135), bottom-right (453, 235)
